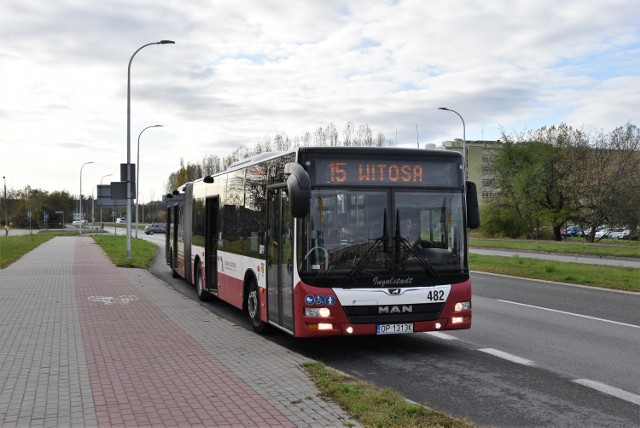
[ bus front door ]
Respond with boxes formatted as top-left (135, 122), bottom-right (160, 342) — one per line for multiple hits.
top-left (267, 186), bottom-right (294, 332)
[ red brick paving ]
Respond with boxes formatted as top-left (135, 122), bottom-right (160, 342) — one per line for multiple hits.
top-left (73, 239), bottom-right (294, 427)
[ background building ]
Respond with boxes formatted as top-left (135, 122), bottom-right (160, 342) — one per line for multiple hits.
top-left (442, 139), bottom-right (501, 203)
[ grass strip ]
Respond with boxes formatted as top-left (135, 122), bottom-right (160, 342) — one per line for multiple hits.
top-left (469, 253), bottom-right (639, 292)
top-left (302, 361), bottom-right (473, 428)
top-left (0, 233), bottom-right (57, 268)
top-left (92, 234), bottom-right (159, 269)
top-left (469, 238), bottom-right (640, 258)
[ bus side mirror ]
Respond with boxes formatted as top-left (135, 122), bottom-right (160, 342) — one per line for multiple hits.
top-left (284, 162), bottom-right (311, 218)
top-left (466, 181), bottom-right (480, 229)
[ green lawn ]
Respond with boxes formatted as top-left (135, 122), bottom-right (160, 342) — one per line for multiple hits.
top-left (467, 238), bottom-right (639, 292)
top-left (469, 237), bottom-right (640, 258)
top-left (0, 231), bottom-right (67, 268)
top-left (469, 253), bottom-right (638, 292)
top-left (92, 235), bottom-right (159, 268)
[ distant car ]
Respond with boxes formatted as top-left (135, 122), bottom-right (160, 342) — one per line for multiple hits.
top-left (594, 227), bottom-right (610, 239)
top-left (564, 226), bottom-right (583, 237)
top-left (72, 220), bottom-right (87, 226)
top-left (144, 224), bottom-right (166, 235)
top-left (116, 217), bottom-right (126, 224)
top-left (608, 227), bottom-right (630, 239)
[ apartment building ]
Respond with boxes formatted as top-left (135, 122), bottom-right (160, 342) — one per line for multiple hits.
top-left (441, 139), bottom-right (501, 203)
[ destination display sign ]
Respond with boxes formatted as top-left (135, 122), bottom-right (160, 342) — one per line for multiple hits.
top-left (313, 158), bottom-right (462, 187)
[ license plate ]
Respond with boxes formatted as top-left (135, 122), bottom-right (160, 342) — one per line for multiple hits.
top-left (376, 323), bottom-right (413, 335)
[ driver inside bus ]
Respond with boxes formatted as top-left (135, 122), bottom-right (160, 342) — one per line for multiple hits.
top-left (400, 217), bottom-right (419, 243)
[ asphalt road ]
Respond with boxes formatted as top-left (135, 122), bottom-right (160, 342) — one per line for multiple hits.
top-left (450, 272), bottom-right (640, 395)
top-left (144, 234), bottom-right (640, 426)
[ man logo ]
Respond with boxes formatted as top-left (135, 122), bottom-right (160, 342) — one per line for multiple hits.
top-left (379, 305), bottom-right (412, 314)
top-left (388, 288), bottom-right (401, 295)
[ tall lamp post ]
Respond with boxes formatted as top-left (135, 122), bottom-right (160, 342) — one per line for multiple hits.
top-left (135, 124), bottom-right (162, 239)
top-left (126, 40), bottom-right (175, 258)
top-left (99, 173), bottom-right (113, 226)
top-left (438, 107), bottom-right (466, 177)
top-left (79, 161), bottom-right (94, 235)
top-left (3, 176), bottom-right (7, 236)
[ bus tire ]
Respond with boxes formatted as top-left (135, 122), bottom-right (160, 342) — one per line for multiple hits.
top-left (247, 280), bottom-right (268, 334)
top-left (195, 261), bottom-right (210, 302)
top-left (170, 249), bottom-right (180, 278)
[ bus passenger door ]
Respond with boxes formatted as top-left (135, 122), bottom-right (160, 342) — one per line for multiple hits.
top-left (165, 206), bottom-right (172, 265)
top-left (267, 186), bottom-right (294, 331)
top-left (169, 204), bottom-right (180, 275)
top-left (205, 197), bottom-right (219, 292)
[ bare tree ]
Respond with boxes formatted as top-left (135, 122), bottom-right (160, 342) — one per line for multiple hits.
top-left (166, 121), bottom-right (390, 188)
top-left (356, 124), bottom-right (373, 147)
top-left (313, 126), bottom-right (325, 146)
top-left (343, 121), bottom-right (354, 146)
top-left (564, 123), bottom-right (640, 241)
top-left (326, 123), bottom-right (339, 146)
top-left (201, 154), bottom-right (222, 176)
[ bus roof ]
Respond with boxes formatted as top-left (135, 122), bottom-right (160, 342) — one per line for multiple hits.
top-left (297, 146), bottom-right (462, 160)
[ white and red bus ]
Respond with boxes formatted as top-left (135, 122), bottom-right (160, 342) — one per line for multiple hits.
top-left (164, 147), bottom-right (480, 337)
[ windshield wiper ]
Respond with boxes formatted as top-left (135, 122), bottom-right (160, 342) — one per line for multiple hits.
top-left (346, 209), bottom-right (389, 281)
top-left (396, 210), bottom-right (439, 278)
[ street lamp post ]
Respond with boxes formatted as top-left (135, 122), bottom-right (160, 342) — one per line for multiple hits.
top-left (135, 124), bottom-right (162, 239)
top-left (3, 176), bottom-right (7, 236)
top-left (100, 173), bottom-right (113, 226)
top-left (126, 40), bottom-right (175, 258)
top-left (438, 107), bottom-right (466, 177)
top-left (91, 185), bottom-right (96, 226)
top-left (79, 161), bottom-right (94, 235)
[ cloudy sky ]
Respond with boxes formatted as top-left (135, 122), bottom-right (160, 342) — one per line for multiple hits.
top-left (1, 0), bottom-right (638, 203)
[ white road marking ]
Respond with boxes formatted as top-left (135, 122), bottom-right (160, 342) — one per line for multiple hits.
top-left (424, 332), bottom-right (460, 341)
top-left (479, 348), bottom-right (536, 366)
top-left (573, 379), bottom-right (640, 406)
top-left (498, 300), bottom-right (640, 329)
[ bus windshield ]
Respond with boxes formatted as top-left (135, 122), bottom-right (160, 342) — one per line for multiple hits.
top-left (298, 188), bottom-right (466, 287)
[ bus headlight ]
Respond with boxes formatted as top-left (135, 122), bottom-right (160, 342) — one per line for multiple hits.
top-left (454, 301), bottom-right (471, 312)
top-left (304, 307), bottom-right (331, 317)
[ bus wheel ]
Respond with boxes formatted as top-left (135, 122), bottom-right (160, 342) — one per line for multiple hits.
top-left (247, 280), bottom-right (268, 334)
top-left (195, 262), bottom-right (210, 302)
top-left (170, 249), bottom-right (179, 278)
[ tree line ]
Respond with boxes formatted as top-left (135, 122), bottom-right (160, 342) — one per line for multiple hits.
top-left (0, 186), bottom-right (165, 229)
top-left (165, 121), bottom-right (390, 192)
top-left (481, 123), bottom-right (640, 242)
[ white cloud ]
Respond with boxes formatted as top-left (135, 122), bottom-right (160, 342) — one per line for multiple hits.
top-left (0, 0), bottom-right (638, 200)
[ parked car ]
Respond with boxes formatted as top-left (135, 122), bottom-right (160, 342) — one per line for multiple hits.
top-left (608, 227), bottom-right (630, 239)
top-left (594, 227), bottom-right (610, 239)
top-left (72, 220), bottom-right (87, 226)
top-left (115, 217), bottom-right (126, 224)
top-left (564, 226), bottom-right (583, 237)
top-left (144, 223), bottom-right (166, 235)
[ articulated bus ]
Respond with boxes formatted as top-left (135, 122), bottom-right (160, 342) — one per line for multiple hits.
top-left (164, 147), bottom-right (480, 338)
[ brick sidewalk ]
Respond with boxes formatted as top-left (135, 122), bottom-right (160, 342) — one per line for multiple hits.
top-left (0, 237), bottom-right (358, 427)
